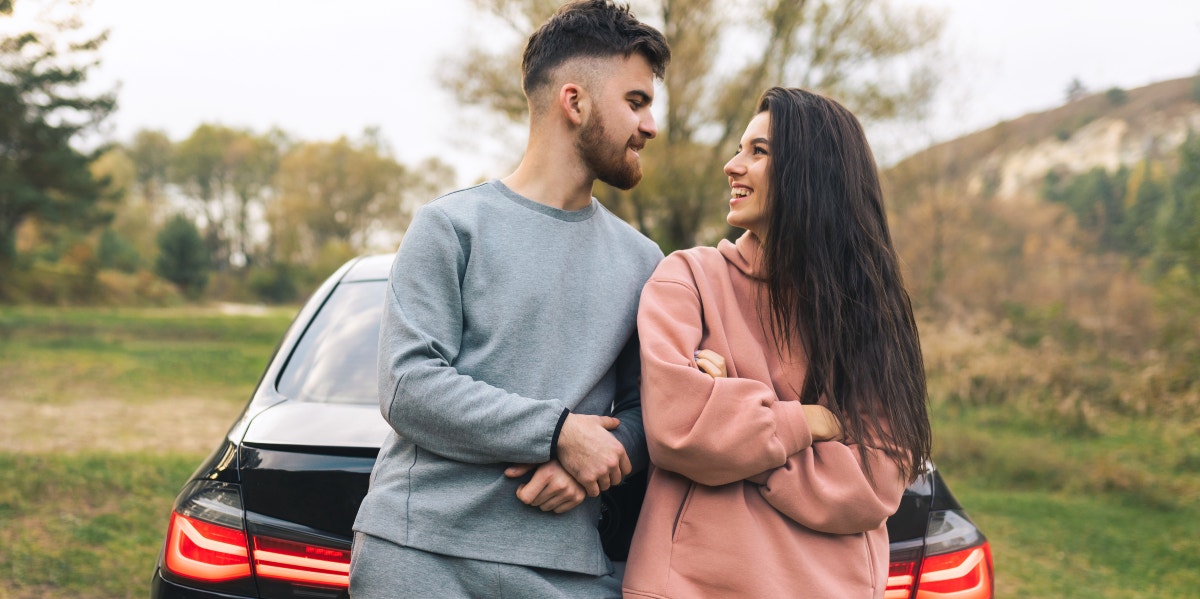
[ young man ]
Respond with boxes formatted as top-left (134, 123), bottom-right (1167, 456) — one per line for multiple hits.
top-left (349, 2), bottom-right (670, 598)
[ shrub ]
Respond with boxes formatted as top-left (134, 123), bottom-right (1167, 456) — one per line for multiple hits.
top-left (247, 264), bottom-right (300, 304)
top-left (154, 215), bottom-right (210, 298)
top-left (96, 229), bottom-right (140, 273)
top-left (1104, 86), bottom-right (1128, 106)
top-left (96, 270), bottom-right (180, 306)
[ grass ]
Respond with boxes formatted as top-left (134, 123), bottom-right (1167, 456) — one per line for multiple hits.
top-left (0, 305), bottom-right (296, 598)
top-left (951, 484), bottom-right (1200, 598)
top-left (930, 403), bottom-right (1200, 598)
top-left (0, 452), bottom-right (200, 599)
top-left (2, 306), bottom-right (1199, 598)
top-left (0, 305), bottom-right (297, 404)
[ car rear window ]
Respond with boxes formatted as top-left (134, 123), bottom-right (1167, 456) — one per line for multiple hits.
top-left (276, 280), bottom-right (386, 404)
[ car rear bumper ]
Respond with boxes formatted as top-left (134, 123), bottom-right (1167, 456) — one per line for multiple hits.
top-left (151, 569), bottom-right (253, 599)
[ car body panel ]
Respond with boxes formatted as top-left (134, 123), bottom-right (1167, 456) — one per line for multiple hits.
top-left (242, 402), bottom-right (390, 449)
top-left (240, 444), bottom-right (375, 540)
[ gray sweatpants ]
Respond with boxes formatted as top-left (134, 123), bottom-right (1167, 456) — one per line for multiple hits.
top-left (349, 532), bottom-right (623, 599)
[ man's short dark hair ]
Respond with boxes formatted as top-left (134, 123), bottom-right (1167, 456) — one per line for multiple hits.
top-left (521, 0), bottom-right (670, 96)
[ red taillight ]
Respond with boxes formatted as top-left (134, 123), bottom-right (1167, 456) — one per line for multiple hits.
top-left (916, 542), bottom-right (993, 599)
top-left (252, 535), bottom-right (351, 588)
top-left (885, 560), bottom-right (917, 599)
top-left (164, 512), bottom-right (252, 582)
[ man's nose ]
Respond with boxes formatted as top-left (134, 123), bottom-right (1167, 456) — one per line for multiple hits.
top-left (640, 113), bottom-right (657, 139)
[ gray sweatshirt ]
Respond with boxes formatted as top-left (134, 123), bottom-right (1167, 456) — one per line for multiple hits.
top-left (353, 180), bottom-right (663, 575)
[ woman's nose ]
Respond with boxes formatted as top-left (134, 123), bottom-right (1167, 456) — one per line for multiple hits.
top-left (724, 156), bottom-right (744, 176)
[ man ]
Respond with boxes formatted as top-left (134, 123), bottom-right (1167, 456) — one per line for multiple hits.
top-left (349, 2), bottom-right (670, 597)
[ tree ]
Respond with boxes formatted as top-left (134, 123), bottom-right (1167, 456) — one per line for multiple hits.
top-left (1104, 86), bottom-right (1128, 106)
top-left (0, 1), bottom-right (117, 272)
top-left (126, 129), bottom-right (173, 206)
top-left (442, 0), bottom-right (946, 250)
top-left (99, 141), bottom-right (161, 266)
top-left (97, 227), bottom-right (139, 272)
top-left (1121, 160), bottom-right (1168, 257)
top-left (1042, 166), bottom-right (1128, 252)
top-left (1156, 133), bottom-right (1200, 281)
top-left (1065, 77), bottom-right (1088, 103)
top-left (155, 214), bottom-right (210, 298)
top-left (266, 131), bottom-right (451, 268)
top-left (170, 124), bottom-right (283, 271)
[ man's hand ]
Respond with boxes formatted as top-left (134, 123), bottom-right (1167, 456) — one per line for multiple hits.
top-left (505, 460), bottom-right (587, 513)
top-left (555, 414), bottom-right (631, 497)
top-left (803, 404), bottom-right (844, 443)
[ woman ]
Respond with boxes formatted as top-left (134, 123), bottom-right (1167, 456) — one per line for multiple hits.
top-left (622, 87), bottom-right (931, 599)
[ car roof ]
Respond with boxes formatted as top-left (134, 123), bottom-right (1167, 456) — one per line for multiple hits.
top-left (341, 254), bottom-right (395, 282)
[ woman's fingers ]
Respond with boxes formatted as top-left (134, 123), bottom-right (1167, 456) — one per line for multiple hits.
top-left (694, 349), bottom-right (728, 378)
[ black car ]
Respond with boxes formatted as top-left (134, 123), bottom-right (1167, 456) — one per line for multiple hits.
top-left (151, 255), bottom-right (995, 599)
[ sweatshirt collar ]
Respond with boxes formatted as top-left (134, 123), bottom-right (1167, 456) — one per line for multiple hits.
top-left (718, 231), bottom-right (766, 280)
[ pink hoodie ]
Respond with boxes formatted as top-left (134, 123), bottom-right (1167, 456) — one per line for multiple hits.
top-left (623, 233), bottom-right (906, 599)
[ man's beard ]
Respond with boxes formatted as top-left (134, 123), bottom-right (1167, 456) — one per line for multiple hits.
top-left (577, 113), bottom-right (642, 190)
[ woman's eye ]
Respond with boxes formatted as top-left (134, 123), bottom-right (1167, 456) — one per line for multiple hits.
top-left (754, 146), bottom-right (768, 156)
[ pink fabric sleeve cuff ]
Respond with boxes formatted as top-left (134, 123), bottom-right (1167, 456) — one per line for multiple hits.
top-left (770, 400), bottom-right (812, 456)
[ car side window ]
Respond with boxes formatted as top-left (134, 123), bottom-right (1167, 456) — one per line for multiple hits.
top-left (276, 281), bottom-right (385, 404)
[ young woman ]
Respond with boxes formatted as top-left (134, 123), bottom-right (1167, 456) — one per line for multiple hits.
top-left (622, 87), bottom-right (932, 599)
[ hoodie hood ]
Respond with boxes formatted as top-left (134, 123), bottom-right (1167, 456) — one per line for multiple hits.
top-left (718, 231), bottom-right (766, 280)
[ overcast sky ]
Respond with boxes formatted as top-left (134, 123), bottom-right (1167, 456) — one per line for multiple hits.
top-left (9, 0), bottom-right (1200, 183)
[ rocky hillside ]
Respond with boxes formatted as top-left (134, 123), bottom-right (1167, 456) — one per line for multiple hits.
top-left (888, 76), bottom-right (1200, 203)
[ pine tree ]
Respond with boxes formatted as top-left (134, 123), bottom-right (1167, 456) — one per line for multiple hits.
top-left (0, 5), bottom-right (117, 273)
top-left (155, 215), bottom-right (210, 298)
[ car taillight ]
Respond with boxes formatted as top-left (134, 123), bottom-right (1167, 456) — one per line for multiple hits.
top-left (917, 543), bottom-right (992, 597)
top-left (165, 513), bottom-right (251, 581)
top-left (252, 534), bottom-right (351, 588)
top-left (160, 480), bottom-right (258, 596)
top-left (885, 559), bottom-right (918, 598)
top-left (886, 510), bottom-right (994, 599)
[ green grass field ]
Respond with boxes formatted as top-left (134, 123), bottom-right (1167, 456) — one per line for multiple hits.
top-left (932, 406), bottom-right (1200, 598)
top-left (0, 305), bottom-right (297, 405)
top-left (0, 305), bottom-right (296, 598)
top-left (0, 306), bottom-right (1197, 598)
top-left (0, 453), bottom-right (199, 598)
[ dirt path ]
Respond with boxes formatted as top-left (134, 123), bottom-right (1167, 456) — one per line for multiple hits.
top-left (0, 398), bottom-right (245, 454)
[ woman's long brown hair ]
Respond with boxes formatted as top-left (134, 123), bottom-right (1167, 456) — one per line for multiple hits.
top-left (756, 87), bottom-right (931, 482)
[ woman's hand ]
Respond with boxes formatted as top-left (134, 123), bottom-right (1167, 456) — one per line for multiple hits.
top-left (803, 404), bottom-right (844, 443)
top-left (695, 349), bottom-right (727, 378)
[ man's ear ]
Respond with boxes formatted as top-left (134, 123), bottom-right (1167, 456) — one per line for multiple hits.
top-left (558, 82), bottom-right (588, 127)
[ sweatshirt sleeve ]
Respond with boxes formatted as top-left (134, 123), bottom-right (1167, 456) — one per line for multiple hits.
top-left (608, 331), bottom-right (649, 476)
top-left (376, 205), bottom-right (566, 465)
top-left (638, 255), bottom-right (813, 487)
top-left (756, 438), bottom-right (907, 535)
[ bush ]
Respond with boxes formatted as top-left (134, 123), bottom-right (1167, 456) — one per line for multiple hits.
top-left (96, 229), bottom-right (140, 273)
top-left (154, 215), bottom-right (210, 298)
top-left (248, 264), bottom-right (300, 303)
top-left (1104, 86), bottom-right (1128, 106)
top-left (96, 270), bottom-right (181, 306)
